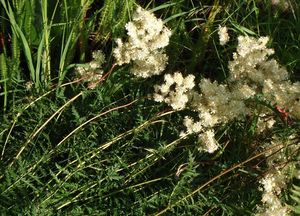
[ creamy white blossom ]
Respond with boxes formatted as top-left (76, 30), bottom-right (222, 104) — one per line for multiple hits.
top-left (218, 25), bottom-right (229, 45)
top-left (199, 130), bottom-right (219, 153)
top-left (229, 36), bottom-right (278, 83)
top-left (154, 72), bottom-right (195, 110)
top-left (263, 79), bottom-right (300, 119)
top-left (75, 50), bottom-right (105, 89)
top-left (256, 114), bottom-right (276, 133)
top-left (182, 116), bottom-right (203, 134)
top-left (149, 32), bottom-right (298, 156)
top-left (255, 134), bottom-right (300, 216)
top-left (190, 78), bottom-right (250, 126)
top-left (113, 6), bottom-right (172, 78)
top-left (256, 170), bottom-right (290, 216)
top-left (178, 35), bottom-right (299, 154)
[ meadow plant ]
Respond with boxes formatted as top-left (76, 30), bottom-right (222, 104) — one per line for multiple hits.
top-left (113, 7), bottom-right (299, 213)
top-left (112, 3), bottom-right (300, 155)
top-left (1, 2), bottom-right (300, 215)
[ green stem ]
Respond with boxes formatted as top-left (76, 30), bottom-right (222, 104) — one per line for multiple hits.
top-left (41, 0), bottom-right (51, 84)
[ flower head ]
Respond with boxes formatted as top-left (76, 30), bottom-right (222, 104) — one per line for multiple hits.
top-left (153, 72), bottom-right (195, 110)
top-left (113, 6), bottom-right (172, 78)
top-left (218, 25), bottom-right (229, 45)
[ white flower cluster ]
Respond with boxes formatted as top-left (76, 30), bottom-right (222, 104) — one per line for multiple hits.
top-left (113, 6), bottom-right (172, 78)
top-left (256, 135), bottom-right (299, 215)
top-left (256, 114), bottom-right (276, 133)
top-left (177, 35), bottom-right (299, 153)
top-left (229, 35), bottom-right (300, 119)
top-left (191, 79), bottom-right (255, 126)
top-left (153, 72), bottom-right (195, 110)
top-left (256, 170), bottom-right (290, 216)
top-left (263, 80), bottom-right (300, 119)
top-left (198, 129), bottom-right (219, 153)
top-left (181, 78), bottom-right (255, 153)
top-left (229, 36), bottom-right (299, 119)
top-left (180, 117), bottom-right (218, 153)
top-left (113, 8), bottom-right (298, 154)
top-left (76, 50), bottom-right (105, 89)
top-left (231, 36), bottom-right (290, 90)
top-left (218, 25), bottom-right (229, 46)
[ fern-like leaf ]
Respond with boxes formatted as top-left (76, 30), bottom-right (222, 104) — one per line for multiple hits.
top-left (290, 184), bottom-right (300, 214)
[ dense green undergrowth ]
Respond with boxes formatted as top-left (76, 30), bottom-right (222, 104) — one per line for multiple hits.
top-left (0, 0), bottom-right (299, 215)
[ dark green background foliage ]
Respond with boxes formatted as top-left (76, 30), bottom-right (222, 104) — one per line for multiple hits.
top-left (0, 0), bottom-right (299, 215)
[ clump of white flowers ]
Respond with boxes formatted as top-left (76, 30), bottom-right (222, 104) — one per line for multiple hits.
top-left (177, 35), bottom-right (299, 153)
top-left (180, 78), bottom-right (256, 152)
top-left (198, 129), bottom-right (219, 153)
top-left (218, 25), bottom-right (229, 45)
top-left (111, 6), bottom-right (299, 213)
top-left (113, 6), bottom-right (299, 155)
top-left (191, 79), bottom-right (255, 125)
top-left (228, 36), bottom-right (299, 119)
top-left (256, 114), bottom-right (276, 133)
top-left (263, 80), bottom-right (300, 119)
top-left (153, 72), bottom-right (195, 110)
top-left (256, 170), bottom-right (290, 216)
top-left (113, 6), bottom-right (172, 78)
top-left (180, 117), bottom-right (218, 153)
top-left (255, 135), bottom-right (300, 216)
top-left (76, 50), bottom-right (105, 89)
top-left (228, 36), bottom-right (287, 84)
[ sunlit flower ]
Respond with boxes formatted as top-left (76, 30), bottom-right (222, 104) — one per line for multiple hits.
top-left (218, 25), bottom-right (229, 45)
top-left (153, 72), bottom-right (195, 110)
top-left (113, 6), bottom-right (172, 78)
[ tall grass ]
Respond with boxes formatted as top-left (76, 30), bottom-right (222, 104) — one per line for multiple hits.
top-left (0, 0), bottom-right (299, 215)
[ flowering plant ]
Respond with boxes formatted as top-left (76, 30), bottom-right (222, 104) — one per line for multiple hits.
top-left (2, 1), bottom-right (300, 215)
top-left (111, 6), bottom-right (299, 215)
